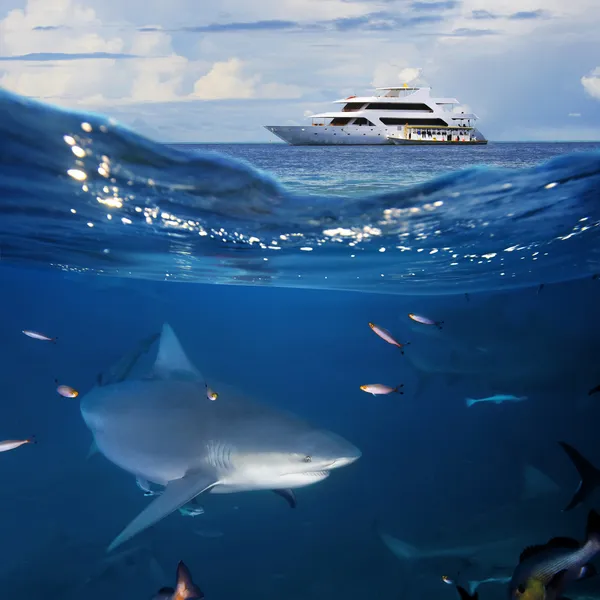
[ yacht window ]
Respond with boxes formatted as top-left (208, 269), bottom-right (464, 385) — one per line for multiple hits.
top-left (353, 118), bottom-right (375, 126)
top-left (330, 118), bottom-right (352, 126)
top-left (365, 103), bottom-right (433, 112)
top-left (380, 118), bottom-right (448, 126)
top-left (342, 103), bottom-right (364, 112)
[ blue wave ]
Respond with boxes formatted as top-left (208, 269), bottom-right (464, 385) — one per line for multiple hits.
top-left (1, 88), bottom-right (599, 294)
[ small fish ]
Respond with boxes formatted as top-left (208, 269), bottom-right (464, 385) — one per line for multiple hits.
top-left (22, 330), bottom-right (56, 343)
top-left (178, 505), bottom-right (205, 517)
top-left (193, 528), bottom-right (224, 539)
top-left (588, 384), bottom-right (600, 397)
top-left (441, 575), bottom-right (454, 585)
top-left (509, 509), bottom-right (600, 600)
top-left (0, 437), bottom-right (36, 452)
top-left (55, 381), bottom-right (79, 398)
top-left (205, 385), bottom-right (218, 401)
top-left (408, 313), bottom-right (443, 329)
top-left (465, 394), bottom-right (527, 408)
top-left (153, 561), bottom-right (204, 600)
top-left (360, 384), bottom-right (404, 396)
top-left (136, 477), bottom-right (158, 497)
top-left (368, 322), bottom-right (410, 354)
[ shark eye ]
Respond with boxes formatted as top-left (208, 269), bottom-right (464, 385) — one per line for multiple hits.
top-left (517, 584), bottom-right (526, 595)
top-left (303, 455), bottom-right (312, 463)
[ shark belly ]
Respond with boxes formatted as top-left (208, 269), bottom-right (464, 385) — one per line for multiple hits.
top-left (81, 379), bottom-right (211, 486)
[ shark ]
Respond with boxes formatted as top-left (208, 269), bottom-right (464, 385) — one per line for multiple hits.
top-left (80, 323), bottom-right (361, 552)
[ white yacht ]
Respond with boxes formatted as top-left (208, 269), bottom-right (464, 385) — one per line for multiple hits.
top-left (265, 85), bottom-right (487, 146)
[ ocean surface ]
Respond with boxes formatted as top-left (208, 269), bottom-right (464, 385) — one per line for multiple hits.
top-left (0, 88), bottom-right (600, 600)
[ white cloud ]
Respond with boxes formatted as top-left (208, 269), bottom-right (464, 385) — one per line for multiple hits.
top-left (0, 0), bottom-right (303, 108)
top-left (192, 58), bottom-right (301, 100)
top-left (581, 67), bottom-right (600, 100)
top-left (1, 0), bottom-right (600, 141)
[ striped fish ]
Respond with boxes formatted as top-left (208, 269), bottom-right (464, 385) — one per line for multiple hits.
top-left (509, 509), bottom-right (600, 600)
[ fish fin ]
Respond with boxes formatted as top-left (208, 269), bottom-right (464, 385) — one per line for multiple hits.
top-left (519, 544), bottom-right (549, 563)
top-left (586, 508), bottom-right (600, 545)
top-left (465, 398), bottom-right (477, 408)
top-left (579, 563), bottom-right (597, 580)
top-left (522, 464), bottom-right (560, 500)
top-left (374, 522), bottom-right (422, 560)
top-left (547, 569), bottom-right (569, 593)
top-left (272, 488), bottom-right (297, 509)
top-left (394, 384), bottom-right (405, 395)
top-left (152, 324), bottom-right (202, 381)
top-left (558, 442), bottom-right (600, 511)
top-left (175, 561), bottom-right (204, 599)
top-left (97, 331), bottom-right (160, 386)
top-left (86, 440), bottom-right (99, 460)
top-left (545, 537), bottom-right (580, 550)
top-left (107, 472), bottom-right (219, 552)
top-left (456, 584), bottom-right (478, 600)
top-left (588, 385), bottom-right (600, 396)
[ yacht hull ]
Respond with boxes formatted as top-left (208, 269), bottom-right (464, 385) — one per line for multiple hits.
top-left (265, 125), bottom-right (487, 146)
top-left (388, 138), bottom-right (488, 145)
top-left (265, 125), bottom-right (393, 146)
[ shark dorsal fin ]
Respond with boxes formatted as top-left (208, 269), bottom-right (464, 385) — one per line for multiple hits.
top-left (153, 323), bottom-right (201, 381)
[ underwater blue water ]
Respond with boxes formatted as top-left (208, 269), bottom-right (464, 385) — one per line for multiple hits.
top-left (0, 88), bottom-right (600, 599)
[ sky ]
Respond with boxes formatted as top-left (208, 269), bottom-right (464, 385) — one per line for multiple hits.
top-left (0, 0), bottom-right (599, 142)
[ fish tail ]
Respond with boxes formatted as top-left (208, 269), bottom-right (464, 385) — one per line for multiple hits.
top-left (394, 385), bottom-right (405, 395)
top-left (437, 321), bottom-right (444, 330)
top-left (175, 561), bottom-right (203, 599)
top-left (559, 442), bottom-right (600, 511)
top-left (586, 509), bottom-right (600, 546)
top-left (465, 398), bottom-right (477, 408)
top-left (456, 584), bottom-right (478, 600)
top-left (28, 435), bottom-right (37, 444)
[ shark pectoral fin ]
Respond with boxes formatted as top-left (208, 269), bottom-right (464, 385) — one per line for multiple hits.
top-left (86, 440), bottom-right (99, 460)
top-left (272, 488), bottom-right (297, 508)
top-left (152, 324), bottom-right (202, 381)
top-left (107, 473), bottom-right (219, 553)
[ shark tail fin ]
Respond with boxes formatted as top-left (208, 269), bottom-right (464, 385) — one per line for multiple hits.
top-left (456, 585), bottom-right (478, 600)
top-left (559, 442), bottom-right (600, 511)
top-left (465, 398), bottom-right (477, 408)
top-left (175, 561), bottom-right (204, 599)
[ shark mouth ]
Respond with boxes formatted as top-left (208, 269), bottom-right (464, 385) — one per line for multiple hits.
top-left (301, 471), bottom-right (330, 478)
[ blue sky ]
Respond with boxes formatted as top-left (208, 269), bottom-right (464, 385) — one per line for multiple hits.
top-left (0, 0), bottom-right (599, 142)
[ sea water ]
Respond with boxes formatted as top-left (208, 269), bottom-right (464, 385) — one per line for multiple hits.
top-left (0, 88), bottom-right (599, 599)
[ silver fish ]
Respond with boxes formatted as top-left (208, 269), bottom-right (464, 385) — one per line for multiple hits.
top-left (360, 384), bottom-right (404, 396)
top-left (368, 322), bottom-right (409, 354)
top-left (0, 438), bottom-right (35, 452)
top-left (22, 330), bottom-right (56, 342)
top-left (408, 313), bottom-right (444, 329)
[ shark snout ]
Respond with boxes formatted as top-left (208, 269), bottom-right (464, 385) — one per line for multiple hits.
top-left (330, 447), bottom-right (362, 469)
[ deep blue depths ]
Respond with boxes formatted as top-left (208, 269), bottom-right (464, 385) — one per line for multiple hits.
top-left (0, 90), bottom-right (599, 600)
